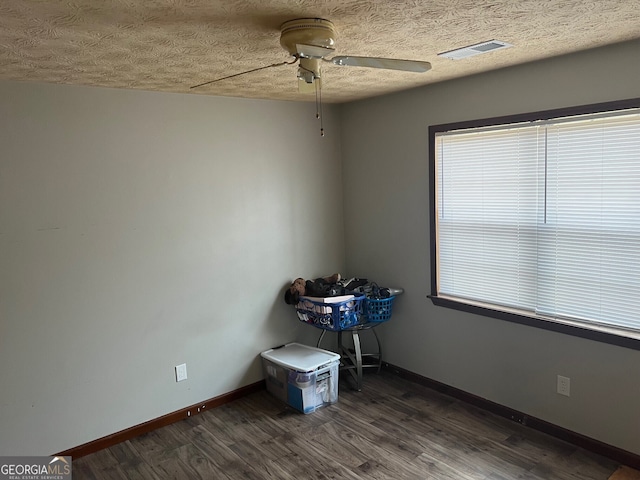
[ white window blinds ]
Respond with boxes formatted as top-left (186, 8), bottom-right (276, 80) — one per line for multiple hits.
top-left (435, 110), bottom-right (640, 332)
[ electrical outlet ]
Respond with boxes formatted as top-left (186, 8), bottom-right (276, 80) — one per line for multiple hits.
top-left (557, 375), bottom-right (570, 397)
top-left (175, 363), bottom-right (188, 382)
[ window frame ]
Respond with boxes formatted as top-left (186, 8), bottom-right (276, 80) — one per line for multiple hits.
top-left (428, 98), bottom-right (640, 351)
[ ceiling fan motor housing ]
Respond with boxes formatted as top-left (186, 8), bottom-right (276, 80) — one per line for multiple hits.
top-left (279, 18), bottom-right (337, 57)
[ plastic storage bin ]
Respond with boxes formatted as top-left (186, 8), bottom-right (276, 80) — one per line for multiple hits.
top-left (261, 343), bottom-right (340, 414)
top-left (295, 293), bottom-right (365, 331)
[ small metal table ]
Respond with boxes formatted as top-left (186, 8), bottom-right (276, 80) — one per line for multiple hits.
top-left (316, 321), bottom-right (382, 391)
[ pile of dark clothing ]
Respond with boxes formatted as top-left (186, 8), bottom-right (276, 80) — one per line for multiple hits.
top-left (283, 274), bottom-right (394, 305)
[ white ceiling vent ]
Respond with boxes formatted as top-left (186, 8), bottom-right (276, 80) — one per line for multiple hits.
top-left (438, 40), bottom-right (513, 60)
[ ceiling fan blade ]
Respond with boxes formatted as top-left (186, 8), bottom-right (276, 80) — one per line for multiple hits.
top-left (331, 56), bottom-right (431, 73)
top-left (190, 58), bottom-right (298, 89)
top-left (296, 44), bottom-right (335, 59)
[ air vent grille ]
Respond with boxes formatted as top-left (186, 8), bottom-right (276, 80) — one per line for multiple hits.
top-left (438, 40), bottom-right (512, 60)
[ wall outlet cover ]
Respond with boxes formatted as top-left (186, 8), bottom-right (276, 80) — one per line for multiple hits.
top-left (557, 375), bottom-right (570, 397)
top-left (175, 363), bottom-right (188, 382)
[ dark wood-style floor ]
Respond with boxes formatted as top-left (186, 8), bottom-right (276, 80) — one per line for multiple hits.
top-left (73, 370), bottom-right (620, 479)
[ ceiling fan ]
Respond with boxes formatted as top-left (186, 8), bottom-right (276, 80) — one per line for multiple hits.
top-left (191, 18), bottom-right (432, 134)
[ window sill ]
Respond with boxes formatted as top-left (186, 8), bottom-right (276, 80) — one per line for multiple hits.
top-left (429, 294), bottom-right (640, 351)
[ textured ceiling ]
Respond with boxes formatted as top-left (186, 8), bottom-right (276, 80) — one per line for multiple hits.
top-left (1, 1), bottom-right (639, 103)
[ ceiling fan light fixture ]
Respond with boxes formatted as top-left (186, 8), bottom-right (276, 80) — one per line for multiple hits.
top-left (438, 40), bottom-right (512, 60)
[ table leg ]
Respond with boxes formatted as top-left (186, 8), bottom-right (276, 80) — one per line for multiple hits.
top-left (371, 326), bottom-right (382, 373)
top-left (317, 329), bottom-right (326, 349)
top-left (337, 330), bottom-right (360, 391)
top-left (325, 325), bottom-right (382, 391)
top-left (352, 330), bottom-right (363, 391)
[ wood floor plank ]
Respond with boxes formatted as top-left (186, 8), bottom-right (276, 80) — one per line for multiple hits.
top-left (210, 458), bottom-right (267, 480)
top-left (284, 422), bottom-right (369, 470)
top-left (256, 452), bottom-right (315, 479)
top-left (85, 465), bottom-right (131, 480)
top-left (72, 370), bottom-right (621, 480)
top-left (70, 462), bottom-right (99, 480)
top-left (195, 403), bottom-right (275, 446)
top-left (173, 443), bottom-right (233, 480)
top-left (118, 461), bottom-right (163, 480)
top-left (327, 407), bottom-right (429, 465)
top-left (315, 419), bottom-right (441, 479)
top-left (151, 455), bottom-right (206, 480)
top-left (408, 429), bottom-right (504, 479)
top-left (568, 449), bottom-right (619, 479)
top-left (227, 432), bottom-right (295, 472)
top-left (305, 462), bottom-right (363, 480)
top-left (273, 426), bottom-right (360, 477)
top-left (182, 424), bottom-right (246, 469)
top-left (73, 447), bottom-right (121, 472)
top-left (504, 430), bottom-right (577, 461)
top-left (263, 449), bottom-right (349, 480)
top-left (127, 428), bottom-right (186, 465)
top-left (439, 400), bottom-right (519, 443)
top-left (415, 419), bottom-right (539, 478)
top-left (107, 440), bottom-right (145, 467)
top-left (413, 452), bottom-right (481, 480)
top-left (528, 447), bottom-right (618, 480)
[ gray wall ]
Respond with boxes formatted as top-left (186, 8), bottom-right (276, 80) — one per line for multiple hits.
top-left (2, 39), bottom-right (639, 459)
top-left (341, 39), bottom-right (640, 455)
top-left (0, 82), bottom-right (344, 455)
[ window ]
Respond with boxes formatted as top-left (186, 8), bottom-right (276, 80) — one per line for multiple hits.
top-left (429, 99), bottom-right (640, 349)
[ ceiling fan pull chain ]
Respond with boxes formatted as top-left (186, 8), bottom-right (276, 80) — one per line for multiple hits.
top-left (315, 77), bottom-right (324, 137)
